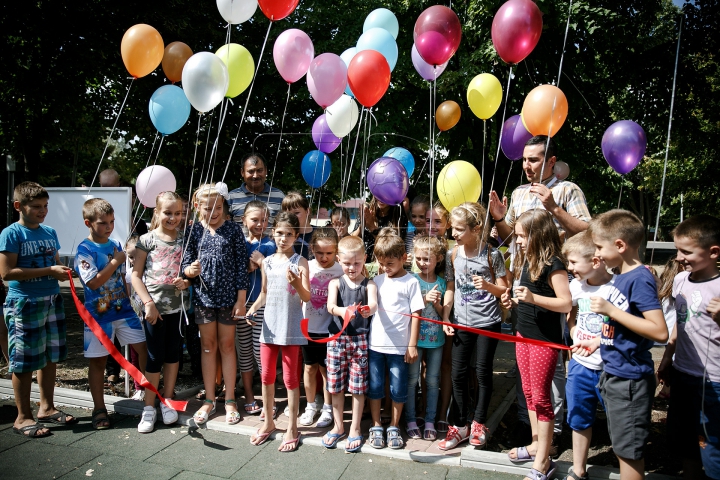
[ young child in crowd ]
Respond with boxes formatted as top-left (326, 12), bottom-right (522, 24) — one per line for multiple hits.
top-left (76, 198), bottom-right (148, 430)
top-left (300, 228), bottom-right (343, 428)
top-left (282, 192), bottom-right (314, 260)
top-left (131, 191), bottom-right (189, 433)
top-left (367, 229), bottom-right (425, 450)
top-left (0, 182), bottom-right (75, 437)
top-left (406, 235), bottom-right (448, 441)
top-left (657, 255), bottom-right (683, 345)
top-left (124, 235), bottom-right (145, 400)
top-left (439, 202), bottom-right (508, 450)
top-left (330, 207), bottom-right (351, 239)
top-left (406, 195), bottom-right (430, 258)
top-left (574, 209), bottom-right (668, 480)
top-left (246, 212), bottom-right (310, 452)
top-left (181, 184), bottom-right (248, 426)
top-left (658, 215), bottom-right (720, 480)
top-left (354, 197), bottom-right (409, 259)
top-left (562, 231), bottom-right (615, 480)
top-left (323, 235), bottom-right (378, 452)
top-left (501, 209), bottom-right (571, 480)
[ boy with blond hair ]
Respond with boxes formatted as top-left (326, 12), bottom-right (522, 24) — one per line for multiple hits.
top-left (0, 182), bottom-right (75, 437)
top-left (574, 209), bottom-right (668, 480)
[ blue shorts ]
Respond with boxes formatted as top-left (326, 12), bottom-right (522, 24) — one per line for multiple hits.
top-left (368, 349), bottom-right (408, 403)
top-left (566, 358), bottom-right (605, 431)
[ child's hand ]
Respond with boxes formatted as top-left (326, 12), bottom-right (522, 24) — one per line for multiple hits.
top-left (172, 277), bottom-right (187, 290)
top-left (472, 275), bottom-right (490, 291)
top-left (248, 261), bottom-right (258, 273)
top-left (250, 250), bottom-right (265, 266)
top-left (590, 296), bottom-right (613, 316)
top-left (443, 324), bottom-right (455, 336)
top-left (514, 286), bottom-right (533, 304)
top-left (500, 288), bottom-right (514, 309)
top-left (144, 302), bottom-right (162, 325)
top-left (185, 260), bottom-right (201, 278)
top-left (245, 312), bottom-right (257, 326)
top-left (657, 355), bottom-right (673, 387)
top-left (570, 338), bottom-right (599, 357)
top-left (405, 346), bottom-right (418, 364)
top-left (113, 247), bottom-right (126, 266)
top-left (286, 266), bottom-right (302, 287)
top-left (233, 300), bottom-right (246, 321)
top-left (425, 285), bottom-right (441, 305)
top-left (708, 297), bottom-right (720, 325)
top-left (50, 264), bottom-right (72, 281)
top-left (358, 305), bottom-right (372, 318)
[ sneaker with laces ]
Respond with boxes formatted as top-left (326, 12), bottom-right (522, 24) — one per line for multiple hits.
top-left (316, 404), bottom-right (333, 428)
top-left (131, 390), bottom-right (145, 401)
top-left (160, 401), bottom-right (178, 425)
top-left (469, 421), bottom-right (488, 447)
top-left (299, 405), bottom-right (318, 426)
top-left (437, 425), bottom-right (469, 451)
top-left (137, 406), bottom-right (157, 433)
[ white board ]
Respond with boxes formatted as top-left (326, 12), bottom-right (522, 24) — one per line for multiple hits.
top-left (44, 187), bottom-right (133, 257)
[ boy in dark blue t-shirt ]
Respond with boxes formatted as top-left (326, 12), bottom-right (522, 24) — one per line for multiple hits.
top-left (573, 209), bottom-right (667, 480)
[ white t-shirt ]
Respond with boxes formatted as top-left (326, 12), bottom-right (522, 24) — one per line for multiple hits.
top-left (303, 260), bottom-right (344, 334)
top-left (570, 275), bottom-right (616, 370)
top-left (370, 273), bottom-right (425, 355)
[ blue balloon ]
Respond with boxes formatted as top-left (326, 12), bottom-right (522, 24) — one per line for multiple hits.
top-left (363, 8), bottom-right (399, 40)
top-left (301, 150), bottom-right (332, 188)
top-left (383, 147), bottom-right (415, 177)
top-left (356, 27), bottom-right (398, 72)
top-left (149, 85), bottom-right (191, 135)
top-left (340, 47), bottom-right (357, 98)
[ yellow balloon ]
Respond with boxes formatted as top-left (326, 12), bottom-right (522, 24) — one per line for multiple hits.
top-left (215, 43), bottom-right (255, 98)
top-left (436, 160), bottom-right (482, 211)
top-left (466, 73), bottom-right (502, 120)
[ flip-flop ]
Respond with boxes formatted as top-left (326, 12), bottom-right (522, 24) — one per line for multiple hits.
top-left (38, 410), bottom-right (79, 425)
top-left (279, 433), bottom-right (301, 452)
top-left (250, 427), bottom-right (275, 446)
top-left (345, 435), bottom-right (363, 453)
top-left (508, 445), bottom-right (536, 463)
top-left (13, 423), bottom-right (52, 438)
top-left (321, 431), bottom-right (346, 449)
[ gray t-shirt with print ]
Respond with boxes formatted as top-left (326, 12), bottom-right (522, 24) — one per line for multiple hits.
top-left (452, 246), bottom-right (506, 328)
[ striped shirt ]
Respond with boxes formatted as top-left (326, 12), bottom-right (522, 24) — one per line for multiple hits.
top-left (227, 183), bottom-right (285, 226)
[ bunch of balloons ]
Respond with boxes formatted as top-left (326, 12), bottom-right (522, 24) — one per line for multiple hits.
top-left (411, 6), bottom-right (461, 81)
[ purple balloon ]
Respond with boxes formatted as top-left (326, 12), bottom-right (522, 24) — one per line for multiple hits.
top-left (411, 44), bottom-right (447, 81)
top-left (501, 114), bottom-right (533, 160)
top-left (367, 157), bottom-right (409, 206)
top-left (312, 114), bottom-right (341, 154)
top-left (601, 120), bottom-right (647, 175)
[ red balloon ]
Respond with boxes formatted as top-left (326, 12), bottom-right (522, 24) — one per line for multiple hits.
top-left (413, 6), bottom-right (462, 66)
top-left (257, 0), bottom-right (300, 21)
top-left (491, 0), bottom-right (543, 64)
top-left (347, 50), bottom-right (391, 108)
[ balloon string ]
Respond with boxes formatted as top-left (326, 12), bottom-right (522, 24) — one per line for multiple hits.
top-left (196, 108), bottom-right (216, 188)
top-left (131, 136), bottom-right (165, 233)
top-left (207, 98), bottom-right (231, 185)
top-left (179, 113), bottom-right (205, 272)
top-left (556, 0), bottom-right (573, 89)
top-left (345, 107), bottom-right (366, 202)
top-left (617, 179), bottom-right (624, 209)
top-left (502, 161), bottom-right (514, 200)
top-left (651, 15), bottom-right (683, 264)
top-left (266, 83), bottom-right (292, 206)
top-left (430, 71), bottom-right (437, 214)
top-left (481, 120), bottom-right (487, 199)
top-left (127, 131), bottom-right (160, 239)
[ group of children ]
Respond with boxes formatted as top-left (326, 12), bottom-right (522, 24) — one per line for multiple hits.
top-left (1, 180), bottom-right (719, 480)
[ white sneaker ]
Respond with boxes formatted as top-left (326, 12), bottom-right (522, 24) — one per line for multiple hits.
top-left (160, 401), bottom-right (178, 425)
top-left (137, 406), bottom-right (157, 433)
top-left (299, 405), bottom-right (318, 426)
top-left (316, 404), bottom-right (333, 428)
top-left (131, 390), bottom-right (145, 401)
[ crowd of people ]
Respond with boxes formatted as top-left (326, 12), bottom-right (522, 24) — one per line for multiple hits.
top-left (0, 136), bottom-right (718, 480)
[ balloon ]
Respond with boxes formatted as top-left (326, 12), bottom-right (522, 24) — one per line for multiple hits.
top-left (136, 166), bottom-right (177, 208)
top-left (436, 160), bottom-right (482, 210)
top-left (301, 150), bottom-right (332, 188)
top-left (491, 0), bottom-right (543, 64)
top-left (436, 101), bottom-right (461, 131)
top-left (182, 52), bottom-right (230, 112)
top-left (367, 157), bottom-right (409, 206)
top-left (356, 27), bottom-right (398, 72)
top-left (215, 44), bottom-right (254, 98)
top-left (273, 29), bottom-right (314, 83)
top-left (553, 161), bottom-right (570, 181)
top-left (467, 73), bottom-right (503, 120)
top-left (326, 94), bottom-right (359, 138)
top-left (522, 85), bottom-right (568, 137)
top-left (383, 147), bottom-right (415, 177)
top-left (501, 114), bottom-right (533, 160)
top-left (347, 50), bottom-right (391, 108)
top-left (413, 6), bottom-right (462, 66)
top-left (257, 0), bottom-right (299, 21)
top-left (339, 48), bottom-right (357, 97)
top-left (149, 85), bottom-right (191, 135)
top-left (312, 114), bottom-right (341, 154)
top-left (411, 44), bottom-right (448, 81)
top-left (162, 42), bottom-right (193, 83)
top-left (364, 8), bottom-right (399, 40)
top-left (217, 0), bottom-right (258, 24)
top-left (121, 24), bottom-right (164, 78)
top-left (601, 120), bottom-right (647, 175)
top-left (306, 53), bottom-right (347, 109)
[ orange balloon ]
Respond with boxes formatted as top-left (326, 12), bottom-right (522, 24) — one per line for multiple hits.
top-left (162, 42), bottom-right (193, 83)
top-left (121, 24), bottom-right (164, 78)
top-left (521, 85), bottom-right (568, 137)
top-left (436, 100), bottom-right (461, 131)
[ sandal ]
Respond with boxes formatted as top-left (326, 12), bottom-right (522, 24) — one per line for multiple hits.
top-left (436, 420), bottom-right (449, 433)
top-left (423, 422), bottom-right (437, 441)
top-left (406, 421), bottom-right (421, 439)
top-left (386, 426), bottom-right (404, 449)
top-left (345, 435), bottom-right (363, 453)
top-left (192, 399), bottom-right (216, 426)
top-left (368, 426), bottom-right (385, 449)
top-left (279, 433), bottom-right (301, 452)
top-left (508, 445), bottom-right (536, 463)
top-left (13, 423), bottom-right (52, 438)
top-left (250, 427), bottom-right (275, 446)
top-left (92, 408), bottom-right (111, 430)
top-left (225, 399), bottom-right (240, 425)
top-left (38, 410), bottom-right (79, 425)
top-left (525, 461), bottom-right (557, 480)
top-left (244, 400), bottom-right (262, 415)
top-left (563, 468), bottom-right (589, 480)
top-left (321, 432), bottom-right (346, 449)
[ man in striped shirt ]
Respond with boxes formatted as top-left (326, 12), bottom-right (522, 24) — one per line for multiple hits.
top-left (228, 154), bottom-right (285, 227)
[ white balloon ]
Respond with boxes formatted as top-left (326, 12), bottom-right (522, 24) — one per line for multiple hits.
top-left (182, 52), bottom-right (229, 113)
top-left (554, 160), bottom-right (570, 181)
top-left (217, 0), bottom-right (258, 24)
top-left (326, 94), bottom-right (359, 138)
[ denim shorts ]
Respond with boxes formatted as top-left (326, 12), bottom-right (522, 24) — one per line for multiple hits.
top-left (368, 349), bottom-right (408, 403)
top-left (566, 358), bottom-right (604, 431)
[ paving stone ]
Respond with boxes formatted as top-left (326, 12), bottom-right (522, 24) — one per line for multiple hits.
top-left (59, 453), bottom-right (181, 480)
top-left (0, 440), bottom-right (99, 479)
top-left (340, 453), bottom-right (450, 480)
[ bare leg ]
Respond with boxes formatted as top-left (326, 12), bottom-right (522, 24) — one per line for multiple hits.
top-left (525, 418), bottom-right (553, 479)
top-left (571, 427), bottom-right (592, 477)
top-left (130, 342), bottom-right (148, 376)
top-left (241, 370), bottom-right (255, 405)
top-left (320, 366), bottom-right (331, 406)
top-left (162, 362), bottom-right (180, 398)
top-left (617, 455), bottom-right (645, 480)
top-left (251, 382), bottom-right (276, 441)
top-left (304, 363), bottom-right (319, 406)
top-left (346, 394), bottom-right (365, 450)
top-left (324, 392), bottom-right (346, 444)
top-left (280, 386), bottom-right (300, 450)
top-left (390, 401), bottom-right (404, 428)
top-left (144, 372), bottom-right (161, 407)
top-left (12, 370), bottom-right (49, 433)
top-left (89, 356), bottom-right (110, 428)
top-left (37, 362), bottom-right (66, 419)
top-left (197, 323), bottom-right (218, 415)
top-left (509, 409), bottom-right (539, 460)
top-left (370, 398), bottom-right (382, 427)
top-left (217, 323), bottom-right (237, 413)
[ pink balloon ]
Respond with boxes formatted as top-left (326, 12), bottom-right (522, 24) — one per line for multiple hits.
top-left (306, 53), bottom-right (347, 109)
top-left (491, 0), bottom-right (543, 64)
top-left (273, 29), bottom-right (314, 84)
top-left (411, 44), bottom-right (447, 81)
top-left (413, 5), bottom-right (462, 66)
top-left (135, 165), bottom-right (177, 208)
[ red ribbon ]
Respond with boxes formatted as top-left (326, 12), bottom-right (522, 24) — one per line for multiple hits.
top-left (67, 271), bottom-right (188, 411)
top-left (300, 305), bottom-right (361, 344)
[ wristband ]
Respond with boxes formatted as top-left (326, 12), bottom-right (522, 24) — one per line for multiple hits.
top-left (144, 299), bottom-right (154, 305)
top-left (493, 216), bottom-right (505, 223)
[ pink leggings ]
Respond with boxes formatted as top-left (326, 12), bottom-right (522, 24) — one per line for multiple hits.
top-left (515, 332), bottom-right (557, 422)
top-left (260, 343), bottom-right (301, 390)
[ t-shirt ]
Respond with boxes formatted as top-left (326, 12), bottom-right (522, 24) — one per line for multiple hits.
top-left (672, 271), bottom-right (720, 382)
top-left (227, 183), bottom-right (285, 226)
top-left (304, 260), bottom-right (344, 334)
top-left (570, 275), bottom-right (616, 371)
top-left (75, 238), bottom-right (136, 324)
top-left (246, 236), bottom-right (276, 302)
top-left (135, 231), bottom-right (187, 314)
top-left (516, 257), bottom-right (567, 344)
top-left (413, 274), bottom-right (447, 348)
top-left (369, 273), bottom-right (425, 355)
top-left (260, 253), bottom-right (307, 346)
top-left (0, 223), bottom-right (61, 298)
top-left (600, 266), bottom-right (662, 379)
top-left (294, 229), bottom-right (314, 260)
top-left (452, 246), bottom-right (506, 329)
